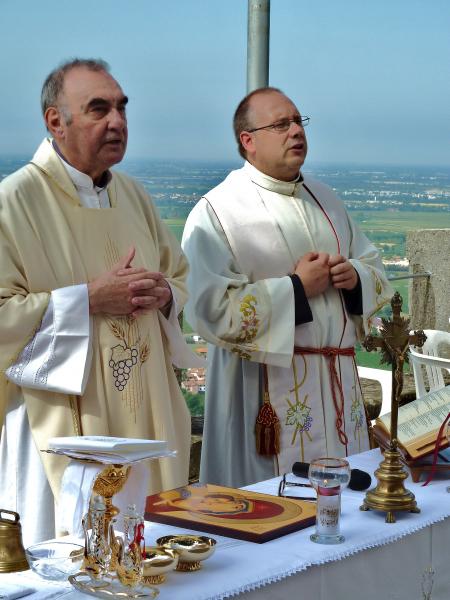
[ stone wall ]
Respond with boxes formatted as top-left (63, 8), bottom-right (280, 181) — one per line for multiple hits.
top-left (406, 229), bottom-right (450, 331)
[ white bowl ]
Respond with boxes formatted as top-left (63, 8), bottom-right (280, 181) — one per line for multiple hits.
top-left (25, 541), bottom-right (84, 581)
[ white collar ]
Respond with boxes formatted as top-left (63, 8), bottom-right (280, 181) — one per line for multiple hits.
top-left (53, 141), bottom-right (111, 192)
top-left (244, 161), bottom-right (302, 196)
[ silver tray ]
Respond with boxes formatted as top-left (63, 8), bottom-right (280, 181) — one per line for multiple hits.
top-left (68, 572), bottom-right (159, 599)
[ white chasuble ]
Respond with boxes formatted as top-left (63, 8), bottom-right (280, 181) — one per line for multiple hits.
top-left (182, 162), bottom-right (392, 487)
top-left (0, 139), bottom-right (193, 507)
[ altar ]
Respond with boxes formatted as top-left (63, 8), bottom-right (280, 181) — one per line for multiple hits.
top-left (2, 448), bottom-right (450, 599)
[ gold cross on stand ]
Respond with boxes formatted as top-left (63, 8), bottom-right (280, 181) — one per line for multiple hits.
top-left (360, 291), bottom-right (426, 523)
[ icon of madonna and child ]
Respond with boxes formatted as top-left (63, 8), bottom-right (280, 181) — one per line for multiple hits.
top-left (145, 483), bottom-right (314, 532)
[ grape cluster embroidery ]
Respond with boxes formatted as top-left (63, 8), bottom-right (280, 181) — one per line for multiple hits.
top-left (109, 344), bottom-right (139, 392)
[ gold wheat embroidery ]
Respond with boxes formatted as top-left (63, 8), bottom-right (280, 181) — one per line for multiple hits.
top-left (103, 237), bottom-right (150, 420)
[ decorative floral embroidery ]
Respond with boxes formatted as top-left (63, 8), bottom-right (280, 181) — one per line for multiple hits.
top-left (373, 271), bottom-right (383, 297)
top-left (350, 396), bottom-right (364, 429)
top-left (231, 294), bottom-right (260, 360)
top-left (350, 384), bottom-right (365, 450)
top-left (366, 269), bottom-right (390, 328)
top-left (286, 399), bottom-right (313, 433)
top-left (284, 357), bottom-right (313, 461)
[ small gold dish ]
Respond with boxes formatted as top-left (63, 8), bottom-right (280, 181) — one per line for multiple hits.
top-left (142, 546), bottom-right (179, 584)
top-left (155, 535), bottom-right (216, 572)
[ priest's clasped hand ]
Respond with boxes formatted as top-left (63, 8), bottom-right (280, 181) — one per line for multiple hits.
top-left (88, 246), bottom-right (172, 316)
top-left (294, 251), bottom-right (358, 298)
top-left (328, 254), bottom-right (359, 291)
top-left (123, 267), bottom-right (172, 316)
top-left (294, 251), bottom-right (330, 298)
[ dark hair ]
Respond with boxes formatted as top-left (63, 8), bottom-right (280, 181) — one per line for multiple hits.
top-left (41, 58), bottom-right (110, 122)
top-left (233, 86), bottom-right (284, 159)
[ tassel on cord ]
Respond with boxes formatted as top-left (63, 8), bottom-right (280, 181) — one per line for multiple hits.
top-left (255, 366), bottom-right (280, 456)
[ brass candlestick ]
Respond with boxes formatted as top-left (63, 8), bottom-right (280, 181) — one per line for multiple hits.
top-left (360, 292), bottom-right (426, 523)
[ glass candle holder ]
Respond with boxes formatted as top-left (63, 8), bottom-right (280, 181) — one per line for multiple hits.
top-left (116, 504), bottom-right (145, 590)
top-left (82, 495), bottom-right (113, 585)
top-left (308, 457), bottom-right (350, 544)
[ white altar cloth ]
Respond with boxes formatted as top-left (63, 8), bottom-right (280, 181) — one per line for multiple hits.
top-left (1, 449), bottom-right (450, 599)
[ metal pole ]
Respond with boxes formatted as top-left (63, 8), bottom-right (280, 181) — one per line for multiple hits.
top-left (247, 0), bottom-right (270, 93)
top-left (387, 272), bottom-right (432, 282)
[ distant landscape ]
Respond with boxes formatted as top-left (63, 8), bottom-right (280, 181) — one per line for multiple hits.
top-left (2, 157), bottom-right (449, 379)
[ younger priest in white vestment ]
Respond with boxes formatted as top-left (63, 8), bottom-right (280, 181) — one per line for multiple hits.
top-left (182, 88), bottom-right (392, 488)
top-left (0, 59), bottom-right (199, 544)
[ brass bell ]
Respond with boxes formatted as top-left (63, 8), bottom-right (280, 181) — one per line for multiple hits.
top-left (0, 509), bottom-right (29, 573)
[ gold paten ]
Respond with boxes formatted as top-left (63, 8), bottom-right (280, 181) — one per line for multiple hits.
top-left (360, 292), bottom-right (427, 523)
top-left (0, 509), bottom-right (29, 573)
top-left (142, 546), bottom-right (179, 584)
top-left (156, 535), bottom-right (216, 572)
top-left (69, 571), bottom-right (159, 598)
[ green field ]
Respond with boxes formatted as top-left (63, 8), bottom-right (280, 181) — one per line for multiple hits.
top-left (165, 210), bottom-right (450, 250)
top-left (350, 210), bottom-right (450, 231)
top-left (351, 210), bottom-right (450, 260)
top-left (164, 218), bottom-right (186, 243)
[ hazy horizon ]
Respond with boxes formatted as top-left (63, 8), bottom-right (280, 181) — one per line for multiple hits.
top-left (1, 0), bottom-right (449, 166)
top-left (1, 153), bottom-right (450, 172)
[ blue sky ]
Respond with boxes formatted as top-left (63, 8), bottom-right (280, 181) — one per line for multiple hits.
top-left (1, 0), bottom-right (449, 166)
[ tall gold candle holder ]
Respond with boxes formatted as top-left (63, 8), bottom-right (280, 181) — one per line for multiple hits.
top-left (360, 292), bottom-right (426, 523)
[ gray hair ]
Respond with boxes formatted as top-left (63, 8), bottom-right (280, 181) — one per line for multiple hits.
top-left (41, 58), bottom-right (110, 123)
top-left (233, 87), bottom-right (283, 159)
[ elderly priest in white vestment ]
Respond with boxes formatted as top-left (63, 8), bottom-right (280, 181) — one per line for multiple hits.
top-left (182, 87), bottom-right (392, 488)
top-left (0, 59), bottom-right (198, 545)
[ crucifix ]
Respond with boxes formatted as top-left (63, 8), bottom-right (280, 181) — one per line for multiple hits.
top-left (360, 291), bottom-right (426, 523)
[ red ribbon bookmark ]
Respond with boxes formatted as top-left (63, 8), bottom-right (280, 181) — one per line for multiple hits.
top-left (422, 411), bottom-right (450, 486)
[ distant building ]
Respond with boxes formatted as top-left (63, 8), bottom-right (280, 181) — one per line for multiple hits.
top-left (383, 258), bottom-right (409, 268)
top-left (192, 334), bottom-right (206, 343)
top-left (182, 366), bottom-right (206, 394)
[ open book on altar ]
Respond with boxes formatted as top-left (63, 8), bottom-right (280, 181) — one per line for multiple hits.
top-left (46, 436), bottom-right (171, 463)
top-left (373, 385), bottom-right (450, 461)
top-left (145, 483), bottom-right (316, 543)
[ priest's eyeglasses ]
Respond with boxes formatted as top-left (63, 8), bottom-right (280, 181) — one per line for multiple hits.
top-left (247, 116), bottom-right (310, 134)
top-left (278, 473), bottom-right (316, 501)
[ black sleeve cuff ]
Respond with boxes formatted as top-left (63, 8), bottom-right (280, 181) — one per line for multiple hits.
top-left (342, 272), bottom-right (363, 315)
top-left (289, 274), bottom-right (313, 326)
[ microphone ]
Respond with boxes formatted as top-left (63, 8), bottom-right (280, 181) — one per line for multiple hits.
top-left (292, 461), bottom-right (372, 491)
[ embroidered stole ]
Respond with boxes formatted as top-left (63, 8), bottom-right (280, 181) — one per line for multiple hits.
top-left (205, 168), bottom-right (369, 474)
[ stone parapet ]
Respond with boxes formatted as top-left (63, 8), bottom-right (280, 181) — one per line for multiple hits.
top-left (406, 229), bottom-right (450, 331)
